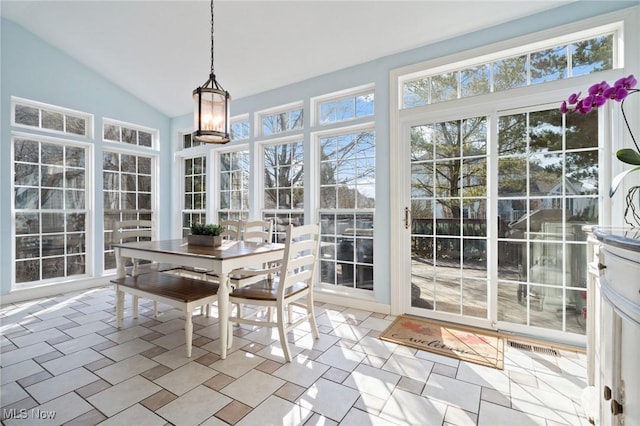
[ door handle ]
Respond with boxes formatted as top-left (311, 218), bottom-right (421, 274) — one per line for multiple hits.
top-left (404, 207), bottom-right (411, 230)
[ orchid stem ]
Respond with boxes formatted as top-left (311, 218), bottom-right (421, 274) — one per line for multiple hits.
top-left (621, 89), bottom-right (639, 153)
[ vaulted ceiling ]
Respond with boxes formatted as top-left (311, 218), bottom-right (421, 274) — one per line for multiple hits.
top-left (1, 1), bottom-right (575, 117)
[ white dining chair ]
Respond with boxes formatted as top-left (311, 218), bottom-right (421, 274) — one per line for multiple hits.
top-left (228, 223), bottom-right (320, 362)
top-left (112, 219), bottom-right (163, 317)
top-left (229, 219), bottom-right (274, 288)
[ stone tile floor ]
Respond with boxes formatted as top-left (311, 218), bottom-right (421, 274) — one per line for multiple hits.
top-left (0, 286), bottom-right (589, 425)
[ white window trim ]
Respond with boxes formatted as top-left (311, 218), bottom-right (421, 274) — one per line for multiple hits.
top-left (230, 114), bottom-right (251, 141)
top-left (255, 101), bottom-right (304, 138)
top-left (102, 117), bottom-right (160, 151)
top-left (212, 143), bottom-right (251, 221)
top-left (311, 122), bottom-right (376, 296)
top-left (11, 131), bottom-right (95, 289)
top-left (396, 14), bottom-right (625, 94)
top-left (11, 96), bottom-right (94, 139)
top-left (101, 148), bottom-right (160, 272)
top-left (310, 83), bottom-right (375, 127)
top-left (388, 6), bottom-right (638, 318)
top-left (310, 121), bottom-right (376, 216)
top-left (256, 134), bottom-right (305, 217)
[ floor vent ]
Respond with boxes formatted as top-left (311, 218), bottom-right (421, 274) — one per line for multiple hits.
top-left (508, 340), bottom-right (560, 357)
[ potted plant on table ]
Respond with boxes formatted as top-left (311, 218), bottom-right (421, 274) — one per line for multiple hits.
top-left (188, 223), bottom-right (226, 247)
top-left (560, 74), bottom-right (639, 227)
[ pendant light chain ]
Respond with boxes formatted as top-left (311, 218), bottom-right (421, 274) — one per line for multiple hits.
top-left (210, 0), bottom-right (215, 76)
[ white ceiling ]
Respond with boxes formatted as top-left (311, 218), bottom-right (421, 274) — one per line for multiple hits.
top-left (1, 0), bottom-right (575, 118)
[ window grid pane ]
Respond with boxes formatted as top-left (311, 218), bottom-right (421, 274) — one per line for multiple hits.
top-left (231, 119), bottom-right (250, 141)
top-left (182, 155), bottom-right (207, 236)
top-left (103, 150), bottom-right (155, 270)
top-left (219, 149), bottom-right (250, 223)
top-left (402, 33), bottom-right (614, 108)
top-left (318, 127), bottom-right (375, 290)
top-left (263, 140), bottom-right (304, 241)
top-left (496, 107), bottom-right (597, 335)
top-left (14, 138), bottom-right (88, 284)
top-left (103, 121), bottom-right (156, 148)
top-left (13, 101), bottom-right (90, 137)
top-left (261, 108), bottom-right (304, 135)
top-left (318, 92), bottom-right (375, 125)
top-left (410, 117), bottom-right (489, 315)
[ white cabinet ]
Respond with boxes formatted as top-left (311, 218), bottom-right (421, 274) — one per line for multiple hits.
top-left (584, 227), bottom-right (640, 426)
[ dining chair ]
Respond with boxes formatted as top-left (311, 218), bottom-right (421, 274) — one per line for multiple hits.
top-left (112, 219), bottom-right (155, 275)
top-left (112, 219), bottom-right (164, 317)
top-left (229, 219), bottom-right (274, 288)
top-left (241, 219), bottom-right (273, 243)
top-left (221, 219), bottom-right (242, 240)
top-left (228, 223), bottom-right (320, 362)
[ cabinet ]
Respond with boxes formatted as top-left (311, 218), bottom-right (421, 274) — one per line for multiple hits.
top-left (584, 227), bottom-right (640, 426)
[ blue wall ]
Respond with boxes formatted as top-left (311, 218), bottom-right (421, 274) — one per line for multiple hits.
top-left (1, 18), bottom-right (172, 296)
top-left (2, 0), bottom-right (636, 299)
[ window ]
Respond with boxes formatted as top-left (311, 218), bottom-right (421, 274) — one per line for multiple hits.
top-left (316, 88), bottom-right (375, 125)
top-left (394, 21), bottom-right (616, 336)
top-left (231, 118), bottom-right (250, 141)
top-left (103, 151), bottom-right (155, 269)
top-left (262, 140), bottom-right (304, 242)
top-left (410, 117), bottom-right (489, 316)
top-left (182, 133), bottom-right (205, 149)
top-left (13, 136), bottom-right (88, 284)
top-left (496, 106), bottom-right (596, 333)
top-left (259, 105), bottom-right (303, 136)
top-left (182, 155), bottom-right (207, 236)
top-left (317, 128), bottom-right (376, 290)
top-left (402, 33), bottom-right (614, 108)
top-left (103, 119), bottom-right (155, 148)
top-left (218, 149), bottom-right (250, 222)
top-left (12, 98), bottom-right (91, 138)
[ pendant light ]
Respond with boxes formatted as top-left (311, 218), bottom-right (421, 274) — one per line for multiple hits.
top-left (193, 0), bottom-right (230, 143)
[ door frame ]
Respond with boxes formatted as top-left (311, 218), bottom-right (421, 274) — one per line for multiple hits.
top-left (391, 104), bottom-right (498, 330)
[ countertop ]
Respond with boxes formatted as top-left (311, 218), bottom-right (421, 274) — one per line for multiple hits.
top-left (592, 226), bottom-right (640, 253)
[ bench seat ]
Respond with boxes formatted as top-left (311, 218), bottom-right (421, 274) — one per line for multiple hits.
top-left (111, 272), bottom-right (219, 357)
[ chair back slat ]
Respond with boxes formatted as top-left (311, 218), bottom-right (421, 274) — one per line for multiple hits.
top-left (243, 220), bottom-right (273, 243)
top-left (278, 224), bottom-right (320, 298)
top-left (220, 220), bottom-right (242, 240)
top-left (112, 220), bottom-right (153, 243)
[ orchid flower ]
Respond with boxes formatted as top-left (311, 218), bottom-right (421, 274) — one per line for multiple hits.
top-left (560, 74), bottom-right (639, 210)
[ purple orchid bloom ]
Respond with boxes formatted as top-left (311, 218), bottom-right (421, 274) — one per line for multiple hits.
top-left (576, 99), bottom-right (592, 114)
top-left (560, 100), bottom-right (569, 113)
top-left (561, 74), bottom-right (638, 207)
top-left (614, 74), bottom-right (638, 90)
top-left (604, 85), bottom-right (629, 102)
top-left (567, 92), bottom-right (581, 104)
top-left (588, 81), bottom-right (609, 96)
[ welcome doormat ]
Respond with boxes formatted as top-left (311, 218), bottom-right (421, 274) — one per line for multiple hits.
top-left (380, 315), bottom-right (504, 370)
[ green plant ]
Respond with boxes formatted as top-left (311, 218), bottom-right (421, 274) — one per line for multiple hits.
top-left (190, 223), bottom-right (225, 236)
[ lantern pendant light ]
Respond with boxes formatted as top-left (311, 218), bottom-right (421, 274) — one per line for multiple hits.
top-left (193, 0), bottom-right (230, 143)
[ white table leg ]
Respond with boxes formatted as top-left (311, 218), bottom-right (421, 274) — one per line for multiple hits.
top-left (116, 288), bottom-right (124, 329)
top-left (132, 295), bottom-right (139, 319)
top-left (185, 310), bottom-right (193, 358)
top-left (115, 247), bottom-right (126, 328)
top-left (218, 272), bottom-right (230, 359)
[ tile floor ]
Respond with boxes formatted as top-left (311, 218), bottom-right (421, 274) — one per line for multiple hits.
top-left (0, 286), bottom-right (590, 425)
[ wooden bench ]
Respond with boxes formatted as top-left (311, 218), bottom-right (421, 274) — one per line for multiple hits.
top-left (111, 272), bottom-right (219, 357)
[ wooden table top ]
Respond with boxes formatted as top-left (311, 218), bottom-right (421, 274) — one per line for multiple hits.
top-left (112, 239), bottom-right (285, 260)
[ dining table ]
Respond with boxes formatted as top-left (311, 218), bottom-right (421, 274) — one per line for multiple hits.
top-left (113, 238), bottom-right (285, 359)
